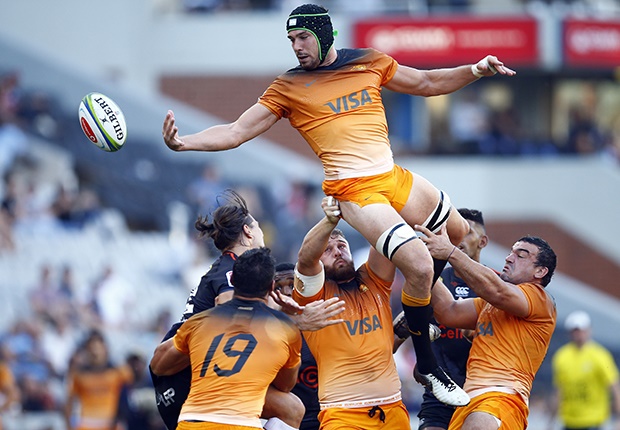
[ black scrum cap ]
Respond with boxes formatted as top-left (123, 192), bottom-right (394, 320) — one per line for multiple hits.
top-left (287, 4), bottom-right (334, 64)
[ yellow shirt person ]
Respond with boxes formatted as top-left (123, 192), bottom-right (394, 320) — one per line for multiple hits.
top-left (551, 310), bottom-right (620, 429)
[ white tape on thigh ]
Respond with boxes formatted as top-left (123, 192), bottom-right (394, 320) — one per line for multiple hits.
top-left (375, 223), bottom-right (418, 261)
top-left (421, 190), bottom-right (452, 233)
top-left (294, 261), bottom-right (325, 297)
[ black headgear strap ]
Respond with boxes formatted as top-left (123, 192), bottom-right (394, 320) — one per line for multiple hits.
top-left (287, 4), bottom-right (334, 64)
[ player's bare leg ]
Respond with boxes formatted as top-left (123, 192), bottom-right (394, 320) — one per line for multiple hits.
top-left (261, 386), bottom-right (304, 429)
top-left (340, 200), bottom-right (469, 407)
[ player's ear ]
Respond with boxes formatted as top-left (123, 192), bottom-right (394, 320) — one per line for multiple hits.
top-left (243, 224), bottom-right (252, 238)
top-left (479, 234), bottom-right (489, 249)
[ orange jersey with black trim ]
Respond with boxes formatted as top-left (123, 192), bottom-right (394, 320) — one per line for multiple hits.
top-left (465, 282), bottom-right (556, 402)
top-left (259, 48), bottom-right (398, 181)
top-left (292, 263), bottom-right (401, 406)
top-left (67, 364), bottom-right (133, 429)
top-left (174, 297), bottom-right (302, 427)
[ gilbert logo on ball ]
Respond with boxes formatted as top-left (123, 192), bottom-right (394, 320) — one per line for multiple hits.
top-left (78, 92), bottom-right (127, 152)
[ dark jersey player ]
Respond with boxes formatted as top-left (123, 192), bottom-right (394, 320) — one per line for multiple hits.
top-left (274, 263), bottom-right (320, 430)
top-left (418, 208), bottom-right (489, 430)
top-left (150, 190), bottom-right (305, 430)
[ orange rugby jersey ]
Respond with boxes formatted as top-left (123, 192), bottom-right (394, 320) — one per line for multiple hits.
top-left (259, 48), bottom-right (399, 180)
top-left (174, 298), bottom-right (302, 427)
top-left (465, 282), bottom-right (556, 403)
top-left (67, 364), bottom-right (133, 429)
top-left (293, 263), bottom-right (401, 406)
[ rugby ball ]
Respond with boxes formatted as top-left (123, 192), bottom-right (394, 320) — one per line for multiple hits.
top-left (78, 92), bottom-right (127, 152)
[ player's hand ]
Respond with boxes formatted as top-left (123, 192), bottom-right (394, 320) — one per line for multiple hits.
top-left (322, 196), bottom-right (341, 224)
top-left (473, 55), bottom-right (516, 77)
top-left (271, 290), bottom-right (304, 315)
top-left (415, 224), bottom-right (455, 260)
top-left (162, 110), bottom-right (186, 151)
top-left (293, 297), bottom-right (345, 331)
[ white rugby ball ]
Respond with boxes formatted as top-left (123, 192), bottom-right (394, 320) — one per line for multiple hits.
top-left (78, 92), bottom-right (127, 152)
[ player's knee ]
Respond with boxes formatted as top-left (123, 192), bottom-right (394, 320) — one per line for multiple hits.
top-left (401, 256), bottom-right (434, 295)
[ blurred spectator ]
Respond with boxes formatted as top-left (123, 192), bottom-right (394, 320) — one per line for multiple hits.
top-left (17, 90), bottom-right (60, 140)
top-left (2, 319), bottom-right (52, 384)
top-left (0, 71), bottom-right (23, 124)
top-left (565, 106), bottom-right (607, 155)
top-left (39, 314), bottom-right (80, 379)
top-left (18, 373), bottom-right (56, 412)
top-left (64, 330), bottom-right (133, 430)
top-left (182, 0), bottom-right (249, 13)
top-left (478, 106), bottom-right (522, 155)
top-left (117, 352), bottom-right (165, 430)
top-left (58, 265), bottom-right (80, 320)
top-left (0, 117), bottom-right (29, 180)
top-left (93, 266), bottom-right (137, 330)
top-left (185, 163), bottom-right (228, 217)
top-left (52, 186), bottom-right (103, 230)
top-left (29, 263), bottom-right (69, 323)
top-left (0, 206), bottom-right (15, 253)
top-left (448, 88), bottom-right (490, 155)
top-left (0, 71), bottom-right (30, 179)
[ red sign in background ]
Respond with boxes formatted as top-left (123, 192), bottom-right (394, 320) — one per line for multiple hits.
top-left (353, 17), bottom-right (539, 67)
top-left (564, 19), bottom-right (620, 68)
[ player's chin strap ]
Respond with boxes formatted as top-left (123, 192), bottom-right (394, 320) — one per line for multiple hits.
top-left (375, 191), bottom-right (452, 261)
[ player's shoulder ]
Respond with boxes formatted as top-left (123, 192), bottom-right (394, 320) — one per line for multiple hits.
top-left (331, 48), bottom-right (389, 67)
top-left (209, 252), bottom-right (236, 271)
top-left (202, 252), bottom-right (235, 283)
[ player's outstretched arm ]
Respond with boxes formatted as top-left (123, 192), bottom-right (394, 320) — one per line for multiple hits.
top-left (162, 103), bottom-right (278, 152)
top-left (416, 224), bottom-right (530, 317)
top-left (385, 55), bottom-right (516, 97)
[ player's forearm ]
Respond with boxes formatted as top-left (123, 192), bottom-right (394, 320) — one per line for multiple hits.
top-left (179, 123), bottom-right (243, 152)
top-left (448, 248), bottom-right (505, 300)
top-left (420, 65), bottom-right (478, 97)
top-left (297, 217), bottom-right (338, 274)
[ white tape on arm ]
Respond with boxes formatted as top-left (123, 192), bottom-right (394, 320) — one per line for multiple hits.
top-left (294, 261), bottom-right (325, 297)
top-left (471, 64), bottom-right (484, 78)
top-left (472, 57), bottom-right (497, 78)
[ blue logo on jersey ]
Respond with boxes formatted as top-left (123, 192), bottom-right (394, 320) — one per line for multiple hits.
top-left (477, 321), bottom-right (494, 337)
top-left (325, 90), bottom-right (372, 113)
top-left (345, 315), bottom-right (383, 335)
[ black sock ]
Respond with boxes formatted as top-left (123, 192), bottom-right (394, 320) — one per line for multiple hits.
top-left (433, 257), bottom-right (449, 285)
top-left (401, 303), bottom-right (437, 374)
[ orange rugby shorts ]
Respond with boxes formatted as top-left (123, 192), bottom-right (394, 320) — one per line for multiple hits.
top-left (322, 165), bottom-right (413, 213)
top-left (318, 401), bottom-right (410, 430)
top-left (448, 391), bottom-right (528, 430)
